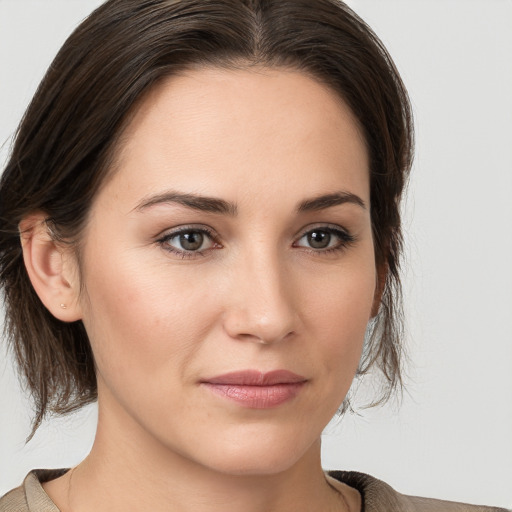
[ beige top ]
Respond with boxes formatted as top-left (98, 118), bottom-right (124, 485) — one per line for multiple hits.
top-left (0, 469), bottom-right (509, 512)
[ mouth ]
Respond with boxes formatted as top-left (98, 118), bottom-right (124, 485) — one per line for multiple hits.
top-left (200, 370), bottom-right (308, 409)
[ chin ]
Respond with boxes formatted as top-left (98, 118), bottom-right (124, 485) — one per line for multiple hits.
top-left (188, 431), bottom-right (319, 477)
top-left (205, 455), bottom-right (302, 477)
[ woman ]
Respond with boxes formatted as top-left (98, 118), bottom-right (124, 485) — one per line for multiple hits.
top-left (0, 0), bottom-right (508, 511)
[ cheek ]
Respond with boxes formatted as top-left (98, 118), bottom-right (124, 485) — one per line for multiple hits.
top-left (79, 249), bottom-right (220, 388)
top-left (298, 257), bottom-right (376, 376)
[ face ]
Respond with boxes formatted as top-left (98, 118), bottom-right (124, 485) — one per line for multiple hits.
top-left (75, 67), bottom-right (377, 475)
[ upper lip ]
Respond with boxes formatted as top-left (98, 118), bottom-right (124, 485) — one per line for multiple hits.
top-left (202, 370), bottom-right (307, 386)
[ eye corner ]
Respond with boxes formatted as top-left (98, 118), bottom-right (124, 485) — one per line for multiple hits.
top-left (156, 225), bottom-right (221, 259)
top-left (293, 224), bottom-right (357, 253)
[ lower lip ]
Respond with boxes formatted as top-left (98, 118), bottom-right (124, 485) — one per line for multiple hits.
top-left (202, 382), bottom-right (305, 409)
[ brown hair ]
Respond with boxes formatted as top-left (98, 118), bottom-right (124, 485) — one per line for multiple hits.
top-left (0, 0), bottom-right (413, 438)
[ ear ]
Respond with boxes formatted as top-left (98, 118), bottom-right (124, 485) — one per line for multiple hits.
top-left (19, 213), bottom-right (82, 322)
top-left (371, 262), bottom-right (388, 318)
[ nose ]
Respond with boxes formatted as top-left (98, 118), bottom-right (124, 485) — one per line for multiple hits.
top-left (222, 250), bottom-right (298, 345)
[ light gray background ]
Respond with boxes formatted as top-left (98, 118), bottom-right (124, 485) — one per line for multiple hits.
top-left (1, 0), bottom-right (511, 507)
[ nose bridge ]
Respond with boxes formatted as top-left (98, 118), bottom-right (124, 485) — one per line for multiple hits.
top-left (224, 244), bottom-right (297, 344)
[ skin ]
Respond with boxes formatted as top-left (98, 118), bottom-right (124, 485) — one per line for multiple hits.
top-left (24, 67), bottom-right (380, 512)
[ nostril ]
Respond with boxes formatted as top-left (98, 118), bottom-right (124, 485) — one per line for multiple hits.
top-left (226, 321), bottom-right (296, 345)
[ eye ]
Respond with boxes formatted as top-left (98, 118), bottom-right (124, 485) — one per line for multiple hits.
top-left (294, 226), bottom-right (355, 252)
top-left (157, 227), bottom-right (219, 257)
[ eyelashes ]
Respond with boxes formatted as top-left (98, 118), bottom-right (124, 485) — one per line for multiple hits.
top-left (156, 226), bottom-right (219, 259)
top-left (156, 224), bottom-right (356, 259)
top-left (293, 226), bottom-right (356, 253)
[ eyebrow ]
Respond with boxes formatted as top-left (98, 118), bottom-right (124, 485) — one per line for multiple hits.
top-left (297, 191), bottom-right (366, 212)
top-left (134, 190), bottom-right (366, 215)
top-left (135, 191), bottom-right (238, 216)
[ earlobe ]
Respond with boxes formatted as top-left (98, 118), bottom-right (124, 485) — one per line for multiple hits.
top-left (371, 263), bottom-right (387, 318)
top-left (19, 213), bottom-right (82, 322)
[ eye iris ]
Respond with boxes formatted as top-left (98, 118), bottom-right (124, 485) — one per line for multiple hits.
top-left (307, 230), bottom-right (331, 249)
top-left (179, 232), bottom-right (204, 251)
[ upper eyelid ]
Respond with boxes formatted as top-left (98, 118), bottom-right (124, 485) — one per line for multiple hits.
top-left (156, 223), bottom-right (350, 239)
top-left (293, 225), bottom-right (357, 253)
top-left (295, 223), bottom-right (352, 238)
top-left (155, 223), bottom-right (352, 239)
top-left (156, 224), bottom-right (217, 240)
top-left (156, 226), bottom-right (219, 257)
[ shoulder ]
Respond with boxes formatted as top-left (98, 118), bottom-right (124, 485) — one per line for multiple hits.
top-left (0, 470), bottom-right (67, 512)
top-left (0, 485), bottom-right (27, 512)
top-left (327, 470), bottom-right (510, 512)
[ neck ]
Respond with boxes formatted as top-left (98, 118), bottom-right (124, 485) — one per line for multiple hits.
top-left (45, 396), bottom-right (356, 512)
top-left (76, 429), bottom-right (343, 512)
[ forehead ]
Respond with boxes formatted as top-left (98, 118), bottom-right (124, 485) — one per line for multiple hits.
top-left (105, 66), bottom-right (369, 209)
